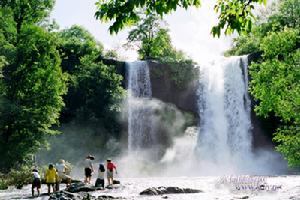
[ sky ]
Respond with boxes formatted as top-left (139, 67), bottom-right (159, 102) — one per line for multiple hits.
top-left (50, 0), bottom-right (265, 64)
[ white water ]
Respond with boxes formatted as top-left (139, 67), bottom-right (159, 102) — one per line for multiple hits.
top-left (1, 176), bottom-right (300, 200)
top-left (127, 61), bottom-right (153, 151)
top-left (197, 56), bottom-right (253, 173)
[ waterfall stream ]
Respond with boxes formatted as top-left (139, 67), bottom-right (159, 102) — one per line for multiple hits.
top-left (197, 56), bottom-right (252, 172)
top-left (127, 61), bottom-right (153, 151)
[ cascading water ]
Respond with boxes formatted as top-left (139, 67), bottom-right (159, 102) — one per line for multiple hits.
top-left (127, 61), bottom-right (153, 151)
top-left (197, 56), bottom-right (252, 173)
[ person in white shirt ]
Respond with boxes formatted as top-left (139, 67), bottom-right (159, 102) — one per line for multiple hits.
top-left (31, 168), bottom-right (41, 197)
top-left (56, 159), bottom-right (71, 189)
top-left (84, 155), bottom-right (94, 184)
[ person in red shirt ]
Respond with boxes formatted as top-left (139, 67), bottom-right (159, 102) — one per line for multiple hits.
top-left (106, 159), bottom-right (117, 186)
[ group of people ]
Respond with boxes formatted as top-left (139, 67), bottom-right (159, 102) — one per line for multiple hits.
top-left (30, 156), bottom-right (118, 197)
top-left (84, 155), bottom-right (117, 188)
top-left (31, 159), bottom-right (72, 197)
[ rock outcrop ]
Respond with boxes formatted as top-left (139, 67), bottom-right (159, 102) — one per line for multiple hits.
top-left (66, 182), bottom-right (97, 193)
top-left (140, 186), bottom-right (203, 195)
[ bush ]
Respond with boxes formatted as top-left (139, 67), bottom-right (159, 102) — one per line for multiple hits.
top-left (4, 165), bottom-right (32, 189)
top-left (0, 178), bottom-right (8, 190)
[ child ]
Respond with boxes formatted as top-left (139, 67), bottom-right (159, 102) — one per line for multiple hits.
top-left (106, 159), bottom-right (117, 186)
top-left (31, 168), bottom-right (41, 197)
top-left (95, 163), bottom-right (105, 188)
top-left (45, 164), bottom-right (57, 195)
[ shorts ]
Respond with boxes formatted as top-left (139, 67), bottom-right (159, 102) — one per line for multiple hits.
top-left (107, 170), bottom-right (113, 179)
top-left (32, 178), bottom-right (41, 189)
top-left (85, 168), bottom-right (92, 177)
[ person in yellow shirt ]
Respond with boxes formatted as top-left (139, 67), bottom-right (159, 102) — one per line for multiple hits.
top-left (45, 164), bottom-right (57, 195)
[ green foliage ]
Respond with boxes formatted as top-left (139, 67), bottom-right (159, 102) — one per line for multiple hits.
top-left (105, 49), bottom-right (119, 59)
top-left (227, 0), bottom-right (300, 56)
top-left (95, 0), bottom-right (265, 36)
top-left (0, 164), bottom-right (32, 189)
top-left (6, 165), bottom-right (32, 189)
top-left (58, 25), bottom-right (104, 73)
top-left (212, 0), bottom-right (266, 37)
top-left (229, 0), bottom-right (300, 168)
top-left (0, 177), bottom-right (8, 190)
top-left (57, 26), bottom-right (124, 135)
top-left (126, 13), bottom-right (164, 59)
top-left (74, 56), bottom-right (124, 129)
top-left (273, 124), bottom-right (300, 168)
top-left (0, 25), bottom-right (67, 170)
top-left (126, 14), bottom-right (196, 88)
top-left (0, 0), bottom-right (55, 24)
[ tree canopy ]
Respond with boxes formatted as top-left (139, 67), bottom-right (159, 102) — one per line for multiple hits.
top-left (56, 25), bottom-right (124, 137)
top-left (95, 0), bottom-right (267, 36)
top-left (0, 0), bottom-right (67, 170)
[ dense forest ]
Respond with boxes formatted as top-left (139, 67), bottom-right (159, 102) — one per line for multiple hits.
top-left (0, 0), bottom-right (124, 172)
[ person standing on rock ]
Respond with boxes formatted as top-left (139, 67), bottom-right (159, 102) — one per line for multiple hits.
top-left (56, 159), bottom-right (72, 190)
top-left (84, 155), bottom-right (94, 184)
top-left (95, 163), bottom-right (105, 188)
top-left (31, 168), bottom-right (41, 197)
top-left (106, 159), bottom-right (117, 186)
top-left (45, 164), bottom-right (57, 195)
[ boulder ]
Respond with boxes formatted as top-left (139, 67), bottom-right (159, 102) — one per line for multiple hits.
top-left (66, 182), bottom-right (97, 193)
top-left (49, 190), bottom-right (87, 200)
top-left (97, 195), bottom-right (122, 200)
top-left (140, 186), bottom-right (203, 195)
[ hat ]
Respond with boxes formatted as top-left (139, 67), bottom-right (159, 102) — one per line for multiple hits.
top-left (59, 159), bottom-right (65, 164)
top-left (86, 155), bottom-right (95, 160)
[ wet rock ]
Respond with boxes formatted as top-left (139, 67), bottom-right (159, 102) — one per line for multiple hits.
top-left (49, 190), bottom-right (84, 200)
top-left (66, 182), bottom-right (97, 193)
top-left (97, 195), bottom-right (122, 200)
top-left (290, 196), bottom-right (300, 200)
top-left (235, 196), bottom-right (249, 199)
top-left (140, 186), bottom-right (203, 195)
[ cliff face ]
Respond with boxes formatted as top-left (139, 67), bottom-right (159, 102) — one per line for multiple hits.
top-left (147, 60), bottom-right (199, 119)
top-left (108, 58), bottom-right (274, 149)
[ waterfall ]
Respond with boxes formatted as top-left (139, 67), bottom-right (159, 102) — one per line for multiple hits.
top-left (127, 61), bottom-right (153, 151)
top-left (197, 56), bottom-right (252, 172)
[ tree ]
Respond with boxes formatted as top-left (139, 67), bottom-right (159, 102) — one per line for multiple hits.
top-left (226, 0), bottom-right (300, 168)
top-left (126, 13), bottom-right (164, 58)
top-left (95, 0), bottom-right (267, 36)
top-left (0, 25), bottom-right (66, 170)
top-left (73, 55), bottom-right (124, 134)
top-left (0, 0), bottom-right (67, 170)
top-left (57, 26), bottom-right (124, 137)
top-left (0, 0), bottom-right (55, 42)
top-left (57, 25), bottom-right (104, 73)
top-left (249, 29), bottom-right (300, 168)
